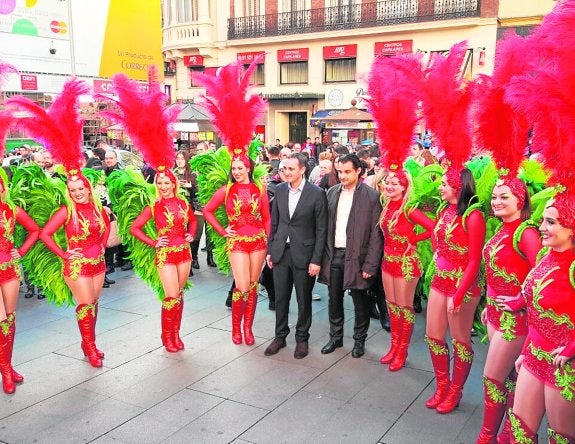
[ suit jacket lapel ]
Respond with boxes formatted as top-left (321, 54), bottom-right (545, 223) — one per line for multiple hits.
top-left (290, 180), bottom-right (309, 221)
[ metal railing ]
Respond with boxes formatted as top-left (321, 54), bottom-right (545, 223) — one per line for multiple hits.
top-left (228, 0), bottom-right (480, 40)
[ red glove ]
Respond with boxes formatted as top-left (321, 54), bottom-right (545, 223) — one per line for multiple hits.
top-left (452, 210), bottom-right (486, 309)
top-left (202, 186), bottom-right (227, 237)
top-left (130, 206), bottom-right (156, 247)
top-left (560, 338), bottom-right (575, 360)
top-left (406, 208), bottom-right (435, 244)
top-left (39, 206), bottom-right (69, 259)
top-left (187, 204), bottom-right (198, 239)
top-left (518, 226), bottom-right (542, 267)
top-left (16, 207), bottom-right (40, 257)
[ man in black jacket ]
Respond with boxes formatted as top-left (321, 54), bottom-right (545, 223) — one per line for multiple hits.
top-left (264, 153), bottom-right (328, 359)
top-left (320, 153), bottom-right (383, 358)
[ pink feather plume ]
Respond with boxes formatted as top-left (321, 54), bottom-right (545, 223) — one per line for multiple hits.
top-left (0, 112), bottom-right (15, 157)
top-left (101, 65), bottom-right (181, 170)
top-left (421, 41), bottom-right (473, 170)
top-left (365, 54), bottom-right (424, 170)
top-left (6, 78), bottom-right (90, 171)
top-left (0, 61), bottom-right (17, 92)
top-left (192, 57), bottom-right (267, 152)
top-left (472, 31), bottom-right (531, 176)
top-left (504, 2), bottom-right (575, 187)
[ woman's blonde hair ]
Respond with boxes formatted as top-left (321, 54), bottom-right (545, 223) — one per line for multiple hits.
top-left (378, 171), bottom-right (414, 230)
top-left (66, 179), bottom-right (104, 228)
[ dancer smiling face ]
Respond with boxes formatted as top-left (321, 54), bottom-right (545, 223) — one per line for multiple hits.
top-left (156, 175), bottom-right (176, 199)
top-left (67, 179), bottom-right (91, 205)
top-left (540, 206), bottom-right (573, 251)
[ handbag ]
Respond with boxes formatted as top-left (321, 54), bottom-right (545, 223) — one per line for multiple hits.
top-left (106, 219), bottom-right (122, 248)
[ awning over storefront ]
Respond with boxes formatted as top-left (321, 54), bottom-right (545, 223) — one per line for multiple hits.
top-left (310, 109), bottom-right (343, 127)
top-left (173, 122), bottom-right (199, 132)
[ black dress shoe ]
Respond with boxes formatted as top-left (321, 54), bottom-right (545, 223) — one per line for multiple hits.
top-left (268, 300), bottom-right (275, 311)
top-left (294, 341), bottom-right (309, 359)
top-left (104, 276), bottom-right (115, 285)
top-left (103, 282), bottom-right (110, 289)
top-left (264, 338), bottom-right (286, 356)
top-left (106, 266), bottom-right (115, 275)
top-left (413, 298), bottom-right (422, 314)
top-left (37, 292), bottom-right (45, 300)
top-left (121, 262), bottom-right (133, 271)
top-left (24, 288), bottom-right (34, 298)
top-left (192, 259), bottom-right (200, 269)
top-left (225, 293), bottom-right (232, 308)
top-left (189, 268), bottom-right (194, 277)
top-left (380, 314), bottom-right (391, 332)
top-left (321, 338), bottom-right (343, 354)
top-left (351, 341), bottom-right (365, 358)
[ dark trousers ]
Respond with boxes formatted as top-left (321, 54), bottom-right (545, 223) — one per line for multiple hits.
top-left (328, 249), bottom-right (370, 342)
top-left (273, 246), bottom-right (315, 343)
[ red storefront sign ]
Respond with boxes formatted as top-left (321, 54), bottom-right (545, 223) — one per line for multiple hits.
top-left (374, 40), bottom-right (413, 56)
top-left (204, 67), bottom-right (219, 76)
top-left (237, 51), bottom-right (265, 64)
top-left (184, 55), bottom-right (204, 67)
top-left (255, 125), bottom-right (266, 143)
top-left (94, 79), bottom-right (149, 94)
top-left (277, 48), bottom-right (309, 62)
top-left (20, 74), bottom-right (37, 91)
top-left (323, 44), bottom-right (357, 59)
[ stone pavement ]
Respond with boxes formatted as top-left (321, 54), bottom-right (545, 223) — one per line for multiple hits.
top-left (1, 255), bottom-right (516, 444)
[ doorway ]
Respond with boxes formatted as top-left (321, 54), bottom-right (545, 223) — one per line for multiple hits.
top-left (289, 112), bottom-right (307, 145)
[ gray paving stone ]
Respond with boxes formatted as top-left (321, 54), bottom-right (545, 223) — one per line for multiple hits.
top-left (108, 389), bottom-right (222, 443)
top-left (162, 399), bottom-right (268, 444)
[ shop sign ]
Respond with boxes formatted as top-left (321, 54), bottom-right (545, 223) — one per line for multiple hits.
top-left (184, 55), bottom-right (204, 67)
top-left (278, 48), bottom-right (309, 62)
top-left (374, 40), bottom-right (413, 55)
top-left (323, 44), bottom-right (357, 59)
top-left (94, 79), bottom-right (149, 94)
top-left (237, 51), bottom-right (265, 64)
top-left (20, 74), bottom-right (37, 91)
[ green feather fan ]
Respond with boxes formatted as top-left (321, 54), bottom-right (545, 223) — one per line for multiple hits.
top-left (10, 165), bottom-right (72, 305)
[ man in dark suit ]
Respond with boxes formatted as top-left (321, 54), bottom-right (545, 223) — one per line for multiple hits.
top-left (320, 153), bottom-right (383, 358)
top-left (264, 153), bottom-right (328, 359)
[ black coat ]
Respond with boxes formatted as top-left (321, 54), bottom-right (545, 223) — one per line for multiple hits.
top-left (268, 180), bottom-right (328, 268)
top-left (319, 182), bottom-right (383, 290)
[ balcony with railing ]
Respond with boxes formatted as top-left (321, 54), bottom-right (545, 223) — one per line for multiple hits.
top-left (228, 0), bottom-right (481, 40)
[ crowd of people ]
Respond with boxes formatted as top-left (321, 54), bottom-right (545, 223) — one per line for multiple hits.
top-left (1, 3), bottom-right (575, 443)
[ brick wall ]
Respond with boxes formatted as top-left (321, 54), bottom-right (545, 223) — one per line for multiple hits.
top-left (480, 0), bottom-right (499, 18)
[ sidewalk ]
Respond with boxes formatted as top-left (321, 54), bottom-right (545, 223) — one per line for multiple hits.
top-left (0, 262), bottom-right (491, 444)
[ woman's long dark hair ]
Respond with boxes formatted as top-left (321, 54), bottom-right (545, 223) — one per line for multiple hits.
top-left (175, 150), bottom-right (193, 183)
top-left (456, 168), bottom-right (477, 216)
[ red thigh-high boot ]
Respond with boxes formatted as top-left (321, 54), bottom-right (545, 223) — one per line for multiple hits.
top-left (243, 282), bottom-right (258, 346)
top-left (231, 288), bottom-right (244, 345)
top-left (497, 374), bottom-right (517, 444)
top-left (389, 306), bottom-right (415, 372)
top-left (0, 318), bottom-right (15, 394)
top-left (548, 428), bottom-right (575, 444)
top-left (76, 304), bottom-right (103, 368)
top-left (92, 302), bottom-right (104, 358)
top-left (425, 335), bottom-right (451, 409)
top-left (161, 297), bottom-right (179, 353)
top-left (173, 291), bottom-right (185, 350)
top-left (437, 339), bottom-right (474, 414)
top-left (380, 302), bottom-right (401, 364)
top-left (6, 313), bottom-right (23, 383)
top-left (476, 376), bottom-right (508, 444)
top-left (508, 411), bottom-right (538, 444)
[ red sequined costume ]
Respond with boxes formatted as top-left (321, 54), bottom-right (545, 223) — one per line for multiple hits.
top-left (380, 199), bottom-right (434, 281)
top-left (0, 202), bottom-right (39, 284)
top-left (431, 204), bottom-right (485, 308)
top-left (41, 203), bottom-right (110, 280)
top-left (130, 197), bottom-right (197, 268)
top-left (483, 220), bottom-right (540, 340)
top-left (203, 183), bottom-right (271, 253)
top-left (520, 248), bottom-right (575, 400)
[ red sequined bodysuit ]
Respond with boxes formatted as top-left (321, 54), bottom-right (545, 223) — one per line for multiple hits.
top-left (431, 204), bottom-right (486, 308)
top-left (380, 199), bottom-right (434, 281)
top-left (41, 203), bottom-right (110, 280)
top-left (203, 183), bottom-right (270, 253)
top-left (0, 202), bottom-right (39, 284)
top-left (131, 197), bottom-right (197, 268)
top-left (483, 220), bottom-right (541, 340)
top-left (521, 248), bottom-right (575, 400)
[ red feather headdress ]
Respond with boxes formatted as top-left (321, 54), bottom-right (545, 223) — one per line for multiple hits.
top-left (192, 57), bottom-right (267, 168)
top-left (504, 1), bottom-right (575, 228)
top-left (421, 41), bottom-right (473, 189)
top-left (365, 54), bottom-right (424, 187)
top-left (0, 61), bottom-right (17, 158)
top-left (102, 65), bottom-right (181, 182)
top-left (6, 78), bottom-right (90, 180)
top-left (472, 31), bottom-right (531, 208)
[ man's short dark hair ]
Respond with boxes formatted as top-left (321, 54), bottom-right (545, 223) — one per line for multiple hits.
top-left (288, 152), bottom-right (307, 169)
top-left (267, 145), bottom-right (280, 156)
top-left (334, 145), bottom-right (349, 155)
top-left (357, 149), bottom-right (370, 160)
top-left (338, 153), bottom-right (363, 171)
top-left (92, 147), bottom-right (106, 160)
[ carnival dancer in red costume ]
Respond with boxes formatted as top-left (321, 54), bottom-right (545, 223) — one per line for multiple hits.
top-left (0, 62), bottom-right (41, 393)
top-left (103, 68), bottom-right (197, 353)
top-left (501, 3), bottom-right (575, 442)
top-left (194, 59), bottom-right (270, 346)
top-left (365, 54), bottom-right (435, 371)
top-left (8, 79), bottom-right (111, 369)
top-left (472, 32), bottom-right (543, 444)
top-left (421, 42), bottom-right (487, 414)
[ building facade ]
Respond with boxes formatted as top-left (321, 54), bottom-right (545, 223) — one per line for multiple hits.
top-left (163, 0), bottom-right (555, 145)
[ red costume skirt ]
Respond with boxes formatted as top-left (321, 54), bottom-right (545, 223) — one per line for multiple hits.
top-left (64, 256), bottom-right (105, 280)
top-left (156, 244), bottom-right (191, 268)
top-left (0, 260), bottom-right (21, 285)
top-left (382, 252), bottom-right (422, 281)
top-left (523, 340), bottom-right (575, 401)
top-left (486, 296), bottom-right (528, 339)
top-left (226, 231), bottom-right (267, 253)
